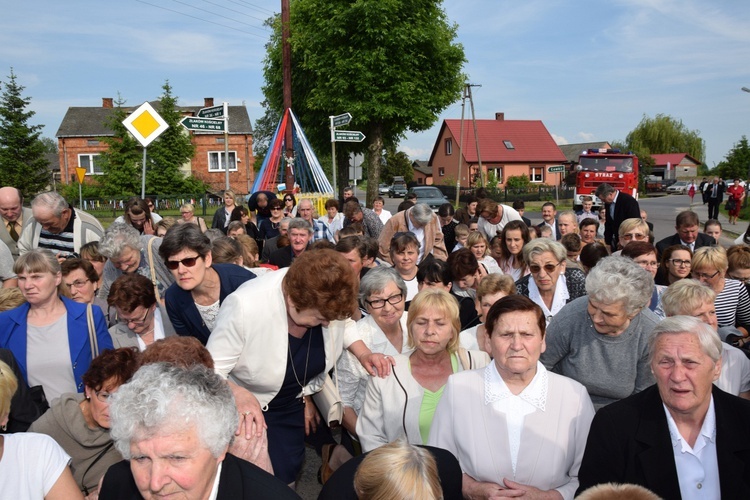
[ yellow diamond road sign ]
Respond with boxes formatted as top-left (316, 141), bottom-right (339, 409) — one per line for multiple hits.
top-left (123, 102), bottom-right (169, 147)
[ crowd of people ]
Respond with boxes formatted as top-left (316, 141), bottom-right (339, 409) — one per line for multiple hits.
top-left (2, 182), bottom-right (750, 499)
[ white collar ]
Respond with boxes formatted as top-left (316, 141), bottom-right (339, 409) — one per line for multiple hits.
top-left (663, 396), bottom-right (716, 452)
top-left (484, 361), bottom-right (548, 411)
top-left (527, 273), bottom-right (569, 323)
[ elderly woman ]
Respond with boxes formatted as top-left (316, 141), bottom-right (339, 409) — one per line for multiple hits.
top-left (613, 217), bottom-right (650, 253)
top-left (158, 223), bottom-right (255, 345)
top-left (430, 295), bottom-right (595, 500)
top-left (467, 231), bottom-right (503, 274)
top-left (29, 348), bottom-right (140, 496)
top-left (178, 202), bottom-right (208, 232)
top-left (692, 245), bottom-right (750, 332)
top-left (211, 190), bottom-right (237, 233)
top-left (61, 258), bottom-right (110, 316)
top-left (0, 250), bottom-right (113, 402)
top-left (495, 220), bottom-right (531, 281)
top-left (97, 222), bottom-right (174, 303)
top-left (207, 249), bottom-right (390, 484)
top-left (459, 273), bottom-right (516, 352)
top-left (541, 256), bottom-right (659, 409)
top-left (515, 239), bottom-right (587, 324)
top-left (113, 197), bottom-right (160, 235)
top-left (621, 241), bottom-right (666, 318)
top-left (100, 363), bottom-right (297, 499)
top-left (660, 279), bottom-right (750, 399)
top-left (356, 288), bottom-right (490, 452)
top-left (0, 360), bottom-right (84, 500)
top-left (106, 274), bottom-right (176, 350)
top-left (655, 244), bottom-right (692, 286)
top-left (319, 199), bottom-right (345, 239)
top-left (390, 231), bottom-right (421, 301)
top-left (579, 218), bottom-right (600, 246)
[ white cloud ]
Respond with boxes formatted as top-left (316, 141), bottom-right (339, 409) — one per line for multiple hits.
top-left (551, 134), bottom-right (568, 145)
top-left (401, 145), bottom-right (432, 160)
top-left (577, 132), bottom-right (596, 142)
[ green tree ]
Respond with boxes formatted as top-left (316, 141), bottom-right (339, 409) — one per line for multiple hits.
top-left (97, 94), bottom-right (142, 196)
top-left (625, 114), bottom-right (705, 162)
top-left (381, 145), bottom-right (413, 185)
top-left (252, 103), bottom-right (281, 171)
top-left (39, 137), bottom-right (57, 154)
top-left (146, 81), bottom-right (196, 195)
top-left (716, 136), bottom-right (750, 181)
top-left (0, 69), bottom-right (51, 197)
top-left (262, 0), bottom-right (466, 204)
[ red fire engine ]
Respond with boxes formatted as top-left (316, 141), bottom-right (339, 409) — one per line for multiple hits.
top-left (573, 149), bottom-right (639, 209)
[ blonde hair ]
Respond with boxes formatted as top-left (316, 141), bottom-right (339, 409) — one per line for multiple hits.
top-left (476, 274), bottom-right (516, 301)
top-left (558, 211), bottom-right (579, 234)
top-left (0, 288), bottom-right (26, 312)
top-left (660, 279), bottom-right (716, 317)
top-left (576, 483), bottom-right (662, 500)
top-left (354, 440), bottom-right (443, 500)
top-left (0, 360), bottom-right (18, 419)
top-left (454, 224), bottom-right (469, 239)
top-left (180, 203), bottom-right (195, 213)
top-left (692, 245), bottom-right (728, 273)
top-left (618, 217), bottom-right (650, 237)
top-left (467, 231), bottom-right (490, 257)
top-left (13, 249), bottom-right (71, 299)
top-left (234, 235), bottom-right (259, 267)
top-left (407, 289), bottom-right (460, 353)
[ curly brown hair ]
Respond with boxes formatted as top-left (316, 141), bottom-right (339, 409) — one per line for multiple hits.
top-left (140, 336), bottom-right (214, 369)
top-left (283, 249), bottom-right (357, 321)
top-left (107, 273), bottom-right (157, 313)
top-left (82, 347), bottom-right (140, 391)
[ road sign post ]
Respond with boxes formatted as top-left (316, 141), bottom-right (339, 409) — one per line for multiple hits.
top-left (180, 117), bottom-right (225, 132)
top-left (547, 165), bottom-right (565, 205)
top-left (330, 113), bottom-right (363, 195)
top-left (123, 102), bottom-right (170, 198)
top-left (185, 103), bottom-right (231, 190)
top-left (332, 130), bottom-right (366, 142)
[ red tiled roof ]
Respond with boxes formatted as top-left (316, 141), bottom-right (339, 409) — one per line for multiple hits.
top-left (651, 153), bottom-right (702, 167)
top-left (428, 119), bottom-right (566, 165)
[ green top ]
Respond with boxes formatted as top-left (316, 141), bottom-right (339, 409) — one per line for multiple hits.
top-left (416, 352), bottom-right (459, 444)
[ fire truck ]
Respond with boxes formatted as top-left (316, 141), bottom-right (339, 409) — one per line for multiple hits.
top-left (573, 149), bottom-right (639, 209)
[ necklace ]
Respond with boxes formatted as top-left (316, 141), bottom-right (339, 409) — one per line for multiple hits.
top-left (289, 331), bottom-right (313, 403)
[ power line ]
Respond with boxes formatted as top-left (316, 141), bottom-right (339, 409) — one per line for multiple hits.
top-left (172, 0), bottom-right (268, 34)
top-left (222, 0), bottom-right (276, 22)
top-left (231, 0), bottom-right (276, 16)
top-left (201, 0), bottom-right (271, 24)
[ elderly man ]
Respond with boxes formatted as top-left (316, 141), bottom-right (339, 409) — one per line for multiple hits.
top-left (704, 177), bottom-right (725, 220)
top-left (378, 203), bottom-right (448, 265)
top-left (656, 210), bottom-right (716, 257)
top-left (595, 183), bottom-right (641, 251)
top-left (577, 316), bottom-right (750, 499)
top-left (0, 187), bottom-right (32, 260)
top-left (343, 200), bottom-right (383, 239)
top-left (296, 198), bottom-right (334, 243)
top-left (268, 218), bottom-right (311, 268)
top-left (18, 191), bottom-right (103, 258)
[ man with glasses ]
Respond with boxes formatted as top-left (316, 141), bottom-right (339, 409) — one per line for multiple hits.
top-left (594, 183), bottom-right (641, 252)
top-left (656, 210), bottom-right (716, 258)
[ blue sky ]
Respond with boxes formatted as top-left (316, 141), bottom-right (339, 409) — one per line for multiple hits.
top-left (1, 0), bottom-right (749, 169)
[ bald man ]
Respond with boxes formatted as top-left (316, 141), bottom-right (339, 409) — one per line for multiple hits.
top-left (0, 187), bottom-right (32, 260)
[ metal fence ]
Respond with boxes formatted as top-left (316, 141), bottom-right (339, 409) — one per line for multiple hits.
top-left (75, 194), bottom-right (219, 218)
top-left (433, 185), bottom-right (575, 204)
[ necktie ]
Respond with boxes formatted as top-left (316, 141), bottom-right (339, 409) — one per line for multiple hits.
top-left (7, 222), bottom-right (18, 242)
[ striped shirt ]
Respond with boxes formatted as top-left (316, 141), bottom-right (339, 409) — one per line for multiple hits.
top-left (715, 279), bottom-right (750, 329)
top-left (38, 209), bottom-right (76, 257)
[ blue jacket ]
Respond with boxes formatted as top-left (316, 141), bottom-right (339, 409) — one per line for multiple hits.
top-left (0, 296), bottom-right (114, 393)
top-left (164, 263), bottom-right (255, 345)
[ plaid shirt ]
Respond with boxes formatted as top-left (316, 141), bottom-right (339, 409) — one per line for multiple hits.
top-left (312, 219), bottom-right (335, 243)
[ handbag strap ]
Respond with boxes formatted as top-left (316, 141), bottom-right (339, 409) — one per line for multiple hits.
top-left (147, 237), bottom-right (161, 303)
top-left (86, 304), bottom-right (98, 359)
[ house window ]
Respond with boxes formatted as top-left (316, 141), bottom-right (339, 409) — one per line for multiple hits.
top-left (489, 167), bottom-right (503, 185)
top-left (530, 166), bottom-right (544, 183)
top-left (208, 151), bottom-right (238, 172)
top-left (78, 154), bottom-right (103, 175)
top-left (445, 139), bottom-right (452, 155)
top-left (418, 177), bottom-right (424, 184)
top-left (503, 140), bottom-right (514, 150)
top-left (439, 167), bottom-right (445, 177)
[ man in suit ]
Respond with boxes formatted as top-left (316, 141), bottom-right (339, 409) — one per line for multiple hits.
top-left (535, 202), bottom-right (561, 240)
top-left (0, 186), bottom-right (32, 260)
top-left (577, 316), bottom-right (750, 499)
top-left (705, 176), bottom-right (725, 220)
top-left (269, 217), bottom-right (311, 268)
top-left (594, 183), bottom-right (640, 251)
top-left (655, 210), bottom-right (716, 257)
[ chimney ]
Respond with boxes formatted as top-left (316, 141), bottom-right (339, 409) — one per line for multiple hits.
top-left (102, 98), bottom-right (113, 109)
top-left (495, 112), bottom-right (504, 121)
top-left (204, 97), bottom-right (214, 107)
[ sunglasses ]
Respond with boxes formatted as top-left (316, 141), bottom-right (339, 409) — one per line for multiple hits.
top-left (529, 262), bottom-right (563, 274)
top-left (270, 207), bottom-right (283, 211)
top-left (166, 256), bottom-right (201, 270)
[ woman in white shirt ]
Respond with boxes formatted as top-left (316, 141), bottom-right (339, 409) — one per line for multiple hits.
top-left (429, 295), bottom-right (595, 500)
top-left (467, 231), bottom-right (503, 275)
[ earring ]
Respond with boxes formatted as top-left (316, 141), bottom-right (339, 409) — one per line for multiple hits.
top-left (1, 424), bottom-right (6, 431)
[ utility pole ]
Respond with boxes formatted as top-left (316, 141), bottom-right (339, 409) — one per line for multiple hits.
top-left (455, 88), bottom-right (467, 206)
top-left (281, 0), bottom-right (295, 193)
top-left (467, 84), bottom-right (484, 187)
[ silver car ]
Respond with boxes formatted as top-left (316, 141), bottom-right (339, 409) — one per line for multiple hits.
top-left (666, 181), bottom-right (689, 194)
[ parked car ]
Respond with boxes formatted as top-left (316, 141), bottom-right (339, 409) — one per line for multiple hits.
top-left (407, 186), bottom-right (449, 211)
top-left (388, 183), bottom-right (408, 198)
top-left (378, 183), bottom-right (390, 195)
top-left (666, 181), bottom-right (690, 194)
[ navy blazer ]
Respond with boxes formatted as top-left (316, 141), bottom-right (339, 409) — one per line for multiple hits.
top-left (655, 232), bottom-right (716, 258)
top-left (603, 191), bottom-right (641, 249)
top-left (0, 297), bottom-right (113, 393)
top-left (164, 263), bottom-right (255, 345)
top-left (577, 384), bottom-right (750, 499)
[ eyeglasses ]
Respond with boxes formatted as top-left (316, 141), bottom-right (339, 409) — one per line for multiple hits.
top-left (728, 274), bottom-right (750, 284)
top-left (366, 293), bottom-right (404, 309)
top-left (692, 270), bottom-right (720, 280)
top-left (118, 307), bottom-right (151, 326)
top-left (166, 256), bottom-right (201, 270)
top-left (620, 233), bottom-right (647, 241)
top-left (635, 260), bottom-right (659, 269)
top-left (668, 259), bottom-right (691, 267)
top-left (180, 211), bottom-right (192, 215)
top-left (66, 279), bottom-right (90, 289)
top-left (94, 390), bottom-right (114, 403)
top-left (529, 261), bottom-right (563, 274)
top-left (270, 207), bottom-right (283, 211)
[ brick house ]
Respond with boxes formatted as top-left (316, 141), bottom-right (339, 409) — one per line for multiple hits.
top-left (650, 153), bottom-right (702, 180)
top-left (55, 98), bottom-right (255, 194)
top-left (428, 113), bottom-right (567, 187)
top-left (412, 160), bottom-right (433, 185)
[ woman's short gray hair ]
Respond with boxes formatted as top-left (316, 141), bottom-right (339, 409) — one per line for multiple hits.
top-left (359, 267), bottom-right (407, 305)
top-left (649, 315), bottom-right (722, 364)
top-left (410, 203), bottom-right (435, 226)
top-left (98, 222), bottom-right (142, 259)
top-left (109, 363), bottom-right (238, 459)
top-left (585, 256), bottom-right (653, 315)
top-left (522, 238), bottom-right (566, 264)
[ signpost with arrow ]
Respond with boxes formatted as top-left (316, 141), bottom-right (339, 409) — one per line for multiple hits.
top-left (330, 112), bottom-right (365, 194)
top-left (182, 102), bottom-right (231, 190)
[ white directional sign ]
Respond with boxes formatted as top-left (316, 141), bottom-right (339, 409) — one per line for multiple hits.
top-left (332, 130), bottom-right (366, 143)
top-left (331, 112), bottom-right (352, 128)
top-left (547, 165), bottom-right (565, 173)
top-left (180, 116), bottom-right (225, 132)
top-left (198, 105), bottom-right (225, 119)
top-left (122, 102), bottom-right (169, 147)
